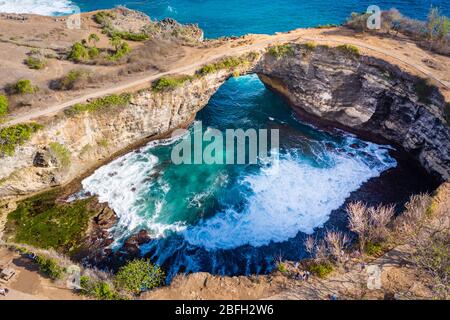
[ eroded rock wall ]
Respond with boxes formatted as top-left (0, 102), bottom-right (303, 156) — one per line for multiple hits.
top-left (0, 71), bottom-right (231, 198)
top-left (255, 45), bottom-right (450, 181)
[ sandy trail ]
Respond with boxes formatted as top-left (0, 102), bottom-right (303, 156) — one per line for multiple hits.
top-left (2, 28), bottom-right (449, 127)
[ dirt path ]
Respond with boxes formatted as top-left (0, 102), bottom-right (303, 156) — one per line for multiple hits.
top-left (3, 28), bottom-right (449, 127)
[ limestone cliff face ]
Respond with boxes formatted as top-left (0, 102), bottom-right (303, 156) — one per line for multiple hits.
top-left (0, 71), bottom-right (231, 198)
top-left (255, 45), bottom-right (450, 181)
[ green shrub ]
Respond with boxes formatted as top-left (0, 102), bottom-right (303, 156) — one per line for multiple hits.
top-left (0, 122), bottom-right (43, 156)
top-left (55, 69), bottom-right (92, 90)
top-left (88, 46), bottom-right (100, 58)
top-left (108, 40), bottom-right (131, 61)
top-left (35, 255), bottom-right (64, 280)
top-left (307, 262), bottom-right (334, 278)
top-left (337, 44), bottom-right (360, 57)
top-left (111, 31), bottom-right (149, 41)
top-left (12, 79), bottom-right (35, 94)
top-left (6, 189), bottom-right (95, 251)
top-left (65, 93), bottom-right (131, 116)
top-left (93, 11), bottom-right (116, 26)
top-left (80, 276), bottom-right (121, 300)
top-left (197, 55), bottom-right (252, 76)
top-left (49, 142), bottom-right (71, 167)
top-left (414, 78), bottom-right (434, 104)
top-left (277, 262), bottom-right (287, 273)
top-left (364, 241), bottom-right (384, 256)
top-left (68, 42), bottom-right (90, 62)
top-left (0, 95), bottom-right (8, 117)
top-left (267, 44), bottom-right (295, 59)
top-left (115, 259), bottom-right (165, 295)
top-left (24, 56), bottom-right (47, 70)
top-left (152, 75), bottom-right (193, 92)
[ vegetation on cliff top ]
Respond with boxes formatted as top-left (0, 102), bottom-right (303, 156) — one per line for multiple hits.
top-left (0, 94), bottom-right (8, 118)
top-left (6, 189), bottom-right (96, 252)
top-left (152, 75), bottom-right (194, 92)
top-left (267, 44), bottom-right (295, 59)
top-left (0, 122), bottom-right (43, 156)
top-left (65, 93), bottom-right (132, 116)
top-left (115, 259), bottom-right (165, 295)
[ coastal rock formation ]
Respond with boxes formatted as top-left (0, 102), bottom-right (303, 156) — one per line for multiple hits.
top-left (255, 45), bottom-right (450, 181)
top-left (0, 70), bottom-right (233, 198)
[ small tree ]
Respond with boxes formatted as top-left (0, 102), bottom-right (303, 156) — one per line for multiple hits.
top-left (109, 36), bottom-right (122, 52)
top-left (68, 42), bottom-right (89, 62)
top-left (115, 259), bottom-right (165, 295)
top-left (13, 79), bottom-right (35, 95)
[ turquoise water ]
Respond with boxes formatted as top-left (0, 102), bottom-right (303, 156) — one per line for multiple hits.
top-left (82, 75), bottom-right (398, 277)
top-left (73, 0), bottom-right (450, 38)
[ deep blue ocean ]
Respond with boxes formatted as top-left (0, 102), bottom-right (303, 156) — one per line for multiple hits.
top-left (74, 0), bottom-right (450, 38)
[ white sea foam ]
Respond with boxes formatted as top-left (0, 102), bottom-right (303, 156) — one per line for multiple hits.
top-left (183, 144), bottom-right (396, 250)
top-left (82, 135), bottom-right (189, 245)
top-left (0, 0), bottom-right (74, 15)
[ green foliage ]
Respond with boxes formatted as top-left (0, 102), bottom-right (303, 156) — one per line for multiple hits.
top-left (115, 259), bottom-right (165, 295)
top-left (152, 75), bottom-right (193, 92)
top-left (426, 7), bottom-right (450, 42)
top-left (80, 276), bottom-right (121, 300)
top-left (364, 241), bottom-right (384, 256)
top-left (24, 56), bottom-right (47, 70)
top-left (35, 255), bottom-right (64, 280)
top-left (68, 42), bottom-right (90, 62)
top-left (307, 262), bottom-right (334, 278)
top-left (197, 55), bottom-right (254, 76)
top-left (277, 262), bottom-right (287, 273)
top-left (49, 142), bottom-right (71, 167)
top-left (414, 78), bottom-right (434, 104)
top-left (88, 33), bottom-right (100, 45)
top-left (88, 46), bottom-right (100, 58)
top-left (267, 44), bottom-right (295, 59)
top-left (6, 190), bottom-right (95, 251)
top-left (346, 12), bottom-right (371, 32)
top-left (12, 79), bottom-right (35, 94)
top-left (336, 44), bottom-right (361, 57)
top-left (93, 11), bottom-right (116, 26)
top-left (111, 30), bottom-right (149, 41)
top-left (65, 93), bottom-right (131, 116)
top-left (0, 95), bottom-right (8, 118)
top-left (56, 69), bottom-right (92, 90)
top-left (317, 24), bottom-right (338, 29)
top-left (108, 39), bottom-right (131, 61)
top-left (0, 122), bottom-right (43, 156)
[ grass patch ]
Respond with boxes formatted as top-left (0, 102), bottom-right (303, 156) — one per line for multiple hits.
top-left (267, 44), bottom-right (295, 59)
top-left (0, 122), bottom-right (43, 156)
top-left (24, 56), bottom-right (47, 70)
top-left (414, 78), bottom-right (434, 104)
top-left (65, 93), bottom-right (131, 116)
top-left (6, 189), bottom-right (96, 252)
top-left (152, 75), bottom-right (193, 92)
top-left (49, 142), bottom-right (71, 167)
top-left (277, 262), bottom-right (287, 273)
top-left (307, 262), bottom-right (334, 278)
top-left (93, 11), bottom-right (116, 26)
top-left (364, 241), bottom-right (384, 256)
top-left (0, 94), bottom-right (8, 118)
top-left (336, 44), bottom-right (360, 57)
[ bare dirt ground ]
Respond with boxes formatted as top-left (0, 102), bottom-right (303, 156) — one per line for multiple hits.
top-left (0, 246), bottom-right (83, 300)
top-left (1, 12), bottom-right (449, 127)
